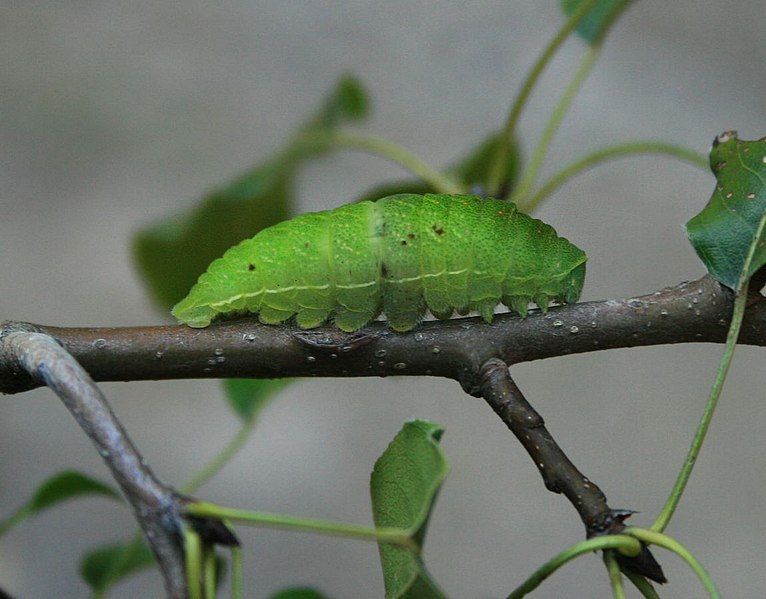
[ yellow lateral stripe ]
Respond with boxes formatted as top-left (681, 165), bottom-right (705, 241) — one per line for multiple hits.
top-left (208, 269), bottom-right (479, 309)
top-left (206, 265), bottom-right (577, 310)
top-left (207, 268), bottom-right (580, 308)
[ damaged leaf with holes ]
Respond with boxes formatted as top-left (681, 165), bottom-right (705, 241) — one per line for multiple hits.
top-left (686, 133), bottom-right (766, 290)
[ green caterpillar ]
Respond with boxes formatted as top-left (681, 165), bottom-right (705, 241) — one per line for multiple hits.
top-left (172, 194), bottom-right (586, 332)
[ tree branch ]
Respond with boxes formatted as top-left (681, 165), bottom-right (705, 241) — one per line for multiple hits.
top-left (478, 358), bottom-right (665, 583)
top-left (2, 274), bottom-right (762, 594)
top-left (1, 275), bottom-right (763, 395)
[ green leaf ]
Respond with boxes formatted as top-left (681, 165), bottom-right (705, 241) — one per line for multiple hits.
top-left (223, 378), bottom-right (290, 423)
top-left (0, 471), bottom-right (120, 538)
top-left (305, 73), bottom-right (370, 130)
top-left (30, 470), bottom-right (120, 511)
top-left (451, 131), bottom-right (521, 194)
top-left (560, 0), bottom-right (629, 44)
top-left (356, 131), bottom-right (521, 202)
top-left (133, 164), bottom-right (293, 309)
top-left (80, 540), bottom-right (155, 593)
top-left (685, 132), bottom-right (766, 290)
top-left (269, 589), bottom-right (330, 599)
top-left (370, 420), bottom-right (449, 599)
top-left (132, 74), bottom-right (369, 310)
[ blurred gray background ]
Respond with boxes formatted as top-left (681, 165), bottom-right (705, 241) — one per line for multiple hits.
top-left (1, 1), bottom-right (765, 597)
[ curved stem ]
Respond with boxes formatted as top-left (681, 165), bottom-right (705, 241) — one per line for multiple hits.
top-left (92, 422), bottom-right (256, 596)
top-left (486, 0), bottom-right (602, 196)
top-left (604, 551), bottom-right (626, 599)
top-left (627, 528), bottom-right (720, 598)
top-left (510, 45), bottom-right (601, 203)
top-left (317, 131), bottom-right (466, 194)
top-left (653, 206), bottom-right (766, 531)
top-left (511, 2), bottom-right (632, 204)
top-left (507, 535), bottom-right (642, 598)
top-left (93, 400), bottom-right (264, 595)
top-left (519, 141), bottom-right (707, 213)
top-left (651, 284), bottom-right (748, 531)
top-left (184, 501), bottom-right (419, 553)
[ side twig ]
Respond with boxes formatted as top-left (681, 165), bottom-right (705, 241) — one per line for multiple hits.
top-left (477, 358), bottom-right (665, 583)
top-left (0, 328), bottom-right (188, 597)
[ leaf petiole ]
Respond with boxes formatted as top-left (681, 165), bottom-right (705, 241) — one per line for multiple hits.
top-left (486, 0), bottom-right (602, 195)
top-left (627, 528), bottom-right (720, 598)
top-left (184, 526), bottom-right (203, 599)
top-left (654, 178), bottom-right (766, 531)
top-left (507, 534), bottom-right (641, 598)
top-left (519, 141), bottom-right (707, 213)
top-left (511, 1), bottom-right (632, 204)
top-left (293, 130), bottom-right (466, 194)
top-left (604, 550), bottom-right (626, 599)
top-left (184, 501), bottom-right (418, 553)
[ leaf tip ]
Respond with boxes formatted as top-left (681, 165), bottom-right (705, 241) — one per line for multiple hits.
top-left (712, 130), bottom-right (738, 148)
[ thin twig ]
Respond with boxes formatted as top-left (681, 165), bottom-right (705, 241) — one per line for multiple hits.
top-left (477, 358), bottom-right (666, 583)
top-left (519, 141), bottom-right (707, 213)
top-left (507, 535), bottom-right (640, 598)
top-left (624, 569), bottom-right (660, 599)
top-left (652, 281), bottom-right (750, 531)
top-left (181, 420), bottom-right (258, 495)
top-left (0, 330), bottom-right (188, 597)
top-left (627, 528), bottom-right (720, 598)
top-left (184, 502), bottom-right (419, 553)
top-left (478, 359), bottom-right (609, 526)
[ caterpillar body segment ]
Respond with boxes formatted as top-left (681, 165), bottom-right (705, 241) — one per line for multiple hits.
top-left (172, 194), bottom-right (587, 332)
